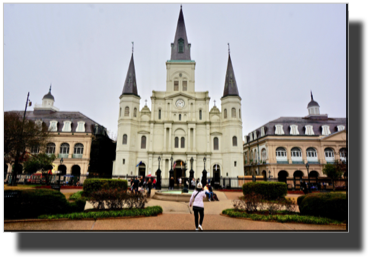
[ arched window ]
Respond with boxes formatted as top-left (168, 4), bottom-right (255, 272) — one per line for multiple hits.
top-left (30, 146), bottom-right (39, 154)
top-left (261, 148), bottom-right (267, 161)
top-left (224, 109), bottom-right (227, 119)
top-left (60, 143), bottom-right (70, 156)
top-left (178, 38), bottom-right (184, 53)
top-left (181, 137), bottom-right (185, 148)
top-left (232, 108), bottom-right (236, 118)
top-left (46, 143), bottom-right (56, 154)
top-left (119, 108), bottom-right (121, 117)
top-left (214, 137), bottom-right (219, 150)
top-left (325, 148), bottom-right (335, 162)
top-left (179, 114), bottom-right (182, 121)
top-left (232, 136), bottom-right (237, 146)
top-left (307, 148), bottom-right (318, 162)
top-left (134, 108), bottom-right (137, 117)
top-left (253, 149), bottom-right (257, 161)
top-left (158, 109), bottom-right (161, 120)
top-left (175, 137), bottom-right (179, 148)
top-left (340, 148), bottom-right (347, 161)
top-left (291, 147), bottom-right (302, 162)
top-left (124, 106), bottom-right (129, 117)
top-left (276, 147), bottom-right (287, 162)
top-left (141, 136), bottom-right (146, 149)
top-left (199, 110), bottom-right (202, 120)
top-left (73, 144), bottom-right (83, 158)
top-left (239, 109), bottom-right (241, 119)
top-left (122, 134), bottom-right (127, 145)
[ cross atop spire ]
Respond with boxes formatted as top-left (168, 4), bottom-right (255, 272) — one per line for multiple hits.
top-left (132, 41), bottom-right (134, 54)
top-left (310, 90), bottom-right (314, 101)
top-left (49, 84), bottom-right (52, 94)
top-left (214, 100), bottom-right (216, 106)
top-left (170, 6), bottom-right (191, 60)
top-left (228, 43), bottom-right (230, 55)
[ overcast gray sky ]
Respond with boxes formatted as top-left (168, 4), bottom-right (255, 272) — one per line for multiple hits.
top-left (4, 3), bottom-right (346, 138)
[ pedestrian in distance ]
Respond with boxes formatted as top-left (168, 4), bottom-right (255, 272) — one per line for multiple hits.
top-left (147, 178), bottom-right (152, 197)
top-left (189, 182), bottom-right (206, 231)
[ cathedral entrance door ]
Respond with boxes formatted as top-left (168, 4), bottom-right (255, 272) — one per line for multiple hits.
top-left (138, 163), bottom-right (146, 178)
top-left (213, 164), bottom-right (220, 186)
top-left (173, 160), bottom-right (185, 188)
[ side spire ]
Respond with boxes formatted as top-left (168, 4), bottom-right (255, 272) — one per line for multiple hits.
top-left (121, 47), bottom-right (138, 96)
top-left (222, 45), bottom-right (240, 98)
top-left (170, 5), bottom-right (191, 60)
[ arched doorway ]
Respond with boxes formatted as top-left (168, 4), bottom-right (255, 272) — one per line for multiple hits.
top-left (213, 164), bottom-right (221, 185)
top-left (278, 170), bottom-right (288, 183)
top-left (71, 165), bottom-right (81, 176)
top-left (293, 170), bottom-right (303, 189)
top-left (173, 160), bottom-right (186, 187)
top-left (58, 165), bottom-right (67, 175)
top-left (262, 170), bottom-right (267, 181)
top-left (138, 163), bottom-right (146, 178)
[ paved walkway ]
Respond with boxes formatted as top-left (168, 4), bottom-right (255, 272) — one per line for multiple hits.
top-left (4, 189), bottom-right (346, 231)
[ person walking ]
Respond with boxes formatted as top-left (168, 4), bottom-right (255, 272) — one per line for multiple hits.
top-left (147, 178), bottom-right (152, 197)
top-left (189, 182), bottom-right (206, 231)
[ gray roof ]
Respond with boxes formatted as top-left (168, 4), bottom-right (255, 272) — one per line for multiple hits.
top-left (121, 53), bottom-right (139, 96)
top-left (42, 85), bottom-right (55, 101)
top-left (6, 110), bottom-right (106, 135)
top-left (246, 116), bottom-right (346, 142)
top-left (307, 92), bottom-right (319, 108)
top-left (170, 6), bottom-right (191, 60)
top-left (222, 54), bottom-right (240, 98)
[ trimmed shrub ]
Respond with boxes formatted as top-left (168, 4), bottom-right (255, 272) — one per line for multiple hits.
top-left (297, 195), bottom-right (306, 206)
top-left (69, 191), bottom-right (84, 201)
top-left (83, 178), bottom-right (129, 196)
top-left (4, 189), bottom-right (86, 219)
top-left (242, 181), bottom-right (287, 200)
top-left (298, 192), bottom-right (347, 221)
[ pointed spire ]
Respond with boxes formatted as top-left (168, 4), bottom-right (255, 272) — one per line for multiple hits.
top-left (170, 5), bottom-right (191, 60)
top-left (43, 84), bottom-right (55, 101)
top-left (121, 51), bottom-right (139, 96)
top-left (222, 46), bottom-right (240, 98)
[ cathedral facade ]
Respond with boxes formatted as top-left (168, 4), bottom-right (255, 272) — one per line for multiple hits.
top-left (112, 7), bottom-right (244, 183)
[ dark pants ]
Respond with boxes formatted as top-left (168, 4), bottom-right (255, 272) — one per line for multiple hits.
top-left (193, 206), bottom-right (204, 228)
top-left (147, 184), bottom-right (152, 196)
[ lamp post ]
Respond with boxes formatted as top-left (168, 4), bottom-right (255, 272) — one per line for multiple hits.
top-left (57, 158), bottom-right (63, 188)
top-left (189, 157), bottom-right (194, 188)
top-left (306, 162), bottom-right (310, 192)
top-left (169, 156), bottom-right (173, 189)
top-left (156, 156), bottom-right (161, 190)
top-left (268, 170), bottom-right (271, 181)
top-left (202, 156), bottom-right (207, 186)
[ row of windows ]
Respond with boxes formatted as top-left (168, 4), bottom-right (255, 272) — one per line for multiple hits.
top-left (31, 143), bottom-right (84, 155)
top-left (121, 135), bottom-right (238, 149)
top-left (224, 108), bottom-right (241, 119)
top-left (158, 110), bottom-right (203, 121)
top-left (120, 107), bottom-right (138, 118)
top-left (174, 80), bottom-right (187, 91)
top-left (45, 120), bottom-right (86, 132)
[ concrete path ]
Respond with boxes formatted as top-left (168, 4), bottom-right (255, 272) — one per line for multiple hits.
top-left (4, 189), bottom-right (346, 231)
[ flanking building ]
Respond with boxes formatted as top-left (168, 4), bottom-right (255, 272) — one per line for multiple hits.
top-left (243, 93), bottom-right (347, 187)
top-left (5, 86), bottom-right (115, 180)
top-left (112, 7), bottom-right (244, 183)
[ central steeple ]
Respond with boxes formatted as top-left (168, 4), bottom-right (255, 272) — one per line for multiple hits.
top-left (170, 6), bottom-right (191, 60)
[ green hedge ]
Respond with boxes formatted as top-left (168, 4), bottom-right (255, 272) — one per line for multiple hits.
top-left (38, 206), bottom-right (163, 220)
top-left (242, 181), bottom-right (287, 200)
top-left (4, 189), bottom-right (86, 219)
top-left (298, 193), bottom-right (347, 221)
top-left (83, 178), bottom-right (129, 197)
top-left (297, 195), bottom-right (306, 206)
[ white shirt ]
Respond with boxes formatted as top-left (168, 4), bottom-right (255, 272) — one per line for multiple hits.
top-left (189, 190), bottom-right (206, 208)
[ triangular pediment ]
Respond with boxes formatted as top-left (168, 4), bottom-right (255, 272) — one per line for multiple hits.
top-left (321, 130), bottom-right (346, 141)
top-left (164, 91), bottom-right (196, 100)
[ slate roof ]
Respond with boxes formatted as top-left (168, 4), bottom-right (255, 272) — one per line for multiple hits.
top-left (170, 6), bottom-right (191, 60)
top-left (222, 53), bottom-right (240, 98)
top-left (6, 110), bottom-right (107, 135)
top-left (245, 116), bottom-right (347, 143)
top-left (121, 53), bottom-right (139, 96)
top-left (42, 85), bottom-right (55, 100)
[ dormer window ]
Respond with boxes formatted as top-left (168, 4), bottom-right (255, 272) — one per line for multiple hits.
top-left (322, 125), bottom-right (331, 136)
top-left (49, 121), bottom-right (58, 132)
top-left (62, 121), bottom-right (71, 132)
top-left (76, 121), bottom-right (85, 132)
top-left (261, 127), bottom-right (265, 137)
top-left (275, 125), bottom-right (284, 135)
top-left (253, 131), bottom-right (257, 140)
top-left (178, 38), bottom-right (184, 53)
top-left (337, 125), bottom-right (345, 131)
top-left (290, 125), bottom-right (299, 135)
top-left (35, 120), bottom-right (43, 129)
top-left (305, 125), bottom-right (314, 135)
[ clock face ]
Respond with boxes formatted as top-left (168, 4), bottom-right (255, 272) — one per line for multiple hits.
top-left (176, 99), bottom-right (185, 108)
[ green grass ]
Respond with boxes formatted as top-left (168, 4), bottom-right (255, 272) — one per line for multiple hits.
top-left (222, 208), bottom-right (345, 225)
top-left (38, 206), bottom-right (163, 220)
top-left (69, 191), bottom-right (84, 201)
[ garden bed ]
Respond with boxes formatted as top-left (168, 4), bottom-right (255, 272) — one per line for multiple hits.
top-left (35, 186), bottom-right (83, 189)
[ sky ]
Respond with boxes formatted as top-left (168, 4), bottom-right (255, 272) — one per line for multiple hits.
top-left (4, 3), bottom-right (347, 139)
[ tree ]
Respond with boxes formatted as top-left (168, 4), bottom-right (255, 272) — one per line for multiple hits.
top-left (23, 153), bottom-right (56, 184)
top-left (322, 161), bottom-right (344, 191)
top-left (4, 112), bottom-right (51, 184)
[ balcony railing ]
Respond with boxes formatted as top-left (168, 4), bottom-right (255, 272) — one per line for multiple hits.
top-left (58, 153), bottom-right (69, 158)
top-left (308, 160), bottom-right (320, 164)
top-left (277, 160), bottom-right (289, 164)
top-left (72, 154), bottom-right (83, 159)
top-left (291, 160), bottom-right (304, 164)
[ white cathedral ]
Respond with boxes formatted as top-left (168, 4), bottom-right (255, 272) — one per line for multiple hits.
top-left (112, 7), bottom-right (244, 184)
